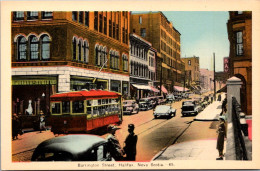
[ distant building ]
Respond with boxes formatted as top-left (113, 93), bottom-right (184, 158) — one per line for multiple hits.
top-left (182, 56), bottom-right (200, 89)
top-left (227, 11), bottom-right (252, 115)
top-left (12, 11), bottom-right (130, 116)
top-left (199, 69), bottom-right (213, 91)
top-left (130, 11), bottom-right (182, 93)
top-left (129, 33), bottom-right (157, 99)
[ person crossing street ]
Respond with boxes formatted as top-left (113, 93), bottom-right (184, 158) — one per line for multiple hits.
top-left (123, 124), bottom-right (138, 161)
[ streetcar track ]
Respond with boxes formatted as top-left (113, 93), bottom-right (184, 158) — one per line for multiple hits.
top-left (12, 148), bottom-right (35, 156)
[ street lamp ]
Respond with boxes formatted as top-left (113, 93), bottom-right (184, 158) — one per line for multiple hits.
top-left (42, 92), bottom-right (46, 114)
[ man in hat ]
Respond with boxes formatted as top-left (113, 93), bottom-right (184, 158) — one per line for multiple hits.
top-left (39, 110), bottom-right (46, 133)
top-left (216, 116), bottom-right (226, 160)
top-left (123, 124), bottom-right (138, 161)
top-left (106, 124), bottom-right (124, 161)
top-left (220, 93), bottom-right (227, 116)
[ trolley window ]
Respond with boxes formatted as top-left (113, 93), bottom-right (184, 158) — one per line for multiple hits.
top-left (62, 101), bottom-right (70, 114)
top-left (72, 101), bottom-right (84, 113)
top-left (52, 102), bottom-right (61, 114)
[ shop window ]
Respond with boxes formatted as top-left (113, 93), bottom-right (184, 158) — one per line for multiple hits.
top-left (42, 11), bottom-right (53, 19)
top-left (13, 11), bottom-right (24, 21)
top-left (27, 11), bottom-right (38, 20)
top-left (17, 36), bottom-right (27, 61)
top-left (236, 31), bottom-right (243, 56)
top-left (41, 35), bottom-right (50, 60)
top-left (29, 36), bottom-right (39, 61)
top-left (72, 101), bottom-right (84, 113)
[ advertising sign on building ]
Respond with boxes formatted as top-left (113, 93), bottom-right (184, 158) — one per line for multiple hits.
top-left (224, 57), bottom-right (229, 73)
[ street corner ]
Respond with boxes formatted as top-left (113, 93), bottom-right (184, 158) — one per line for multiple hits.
top-left (153, 139), bottom-right (218, 161)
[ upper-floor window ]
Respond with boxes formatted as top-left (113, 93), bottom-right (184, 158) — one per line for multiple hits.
top-left (17, 36), bottom-right (27, 60)
top-left (72, 11), bottom-right (77, 21)
top-left (109, 50), bottom-right (119, 70)
top-left (188, 60), bottom-right (191, 65)
top-left (83, 40), bottom-right (89, 63)
top-left (122, 54), bottom-right (128, 72)
top-left (13, 11), bottom-right (24, 21)
top-left (78, 39), bottom-right (82, 61)
top-left (79, 11), bottom-right (83, 24)
top-left (27, 11), bottom-right (38, 20)
top-left (236, 31), bottom-right (243, 56)
top-left (94, 12), bottom-right (98, 30)
top-left (72, 37), bottom-right (77, 60)
top-left (139, 16), bottom-right (142, 24)
top-left (141, 28), bottom-right (146, 37)
top-left (85, 12), bottom-right (89, 27)
top-left (42, 11), bottom-right (53, 19)
top-left (29, 35), bottom-right (39, 60)
top-left (41, 35), bottom-right (50, 60)
top-left (237, 11), bottom-right (243, 15)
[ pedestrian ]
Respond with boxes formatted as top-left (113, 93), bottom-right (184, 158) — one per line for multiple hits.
top-left (218, 94), bottom-right (222, 101)
top-left (39, 110), bottom-right (46, 133)
top-left (123, 124), bottom-right (138, 161)
top-left (220, 93), bottom-right (227, 116)
top-left (106, 124), bottom-right (124, 161)
top-left (216, 116), bottom-right (226, 160)
top-left (12, 113), bottom-right (19, 140)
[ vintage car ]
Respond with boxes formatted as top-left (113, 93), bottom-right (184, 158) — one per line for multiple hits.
top-left (31, 135), bottom-right (114, 161)
top-left (153, 105), bottom-right (176, 119)
top-left (181, 100), bottom-right (200, 116)
top-left (166, 94), bottom-right (175, 103)
top-left (139, 98), bottom-right (153, 111)
top-left (148, 96), bottom-right (159, 108)
top-left (157, 96), bottom-right (166, 105)
top-left (123, 100), bottom-right (139, 114)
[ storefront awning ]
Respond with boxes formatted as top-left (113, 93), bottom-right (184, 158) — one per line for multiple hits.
top-left (174, 86), bottom-right (189, 92)
top-left (217, 85), bottom-right (227, 93)
top-left (150, 86), bottom-right (160, 93)
top-left (158, 85), bottom-right (168, 94)
top-left (132, 84), bottom-right (152, 90)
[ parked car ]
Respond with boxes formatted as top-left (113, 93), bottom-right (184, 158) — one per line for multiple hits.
top-left (181, 100), bottom-right (200, 116)
top-left (148, 96), bottom-right (159, 108)
top-left (166, 94), bottom-right (175, 103)
top-left (139, 98), bottom-right (153, 111)
top-left (31, 135), bottom-right (114, 161)
top-left (153, 105), bottom-right (176, 119)
top-left (158, 96), bottom-right (166, 105)
top-left (123, 100), bottom-right (139, 114)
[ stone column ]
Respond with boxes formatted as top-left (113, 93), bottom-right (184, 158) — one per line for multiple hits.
top-left (226, 76), bottom-right (242, 160)
top-left (58, 73), bottom-right (70, 93)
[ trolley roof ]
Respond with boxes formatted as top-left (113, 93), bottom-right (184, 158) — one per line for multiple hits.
top-left (50, 89), bottom-right (121, 101)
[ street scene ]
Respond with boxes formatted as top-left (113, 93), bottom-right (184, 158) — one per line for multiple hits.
top-left (10, 10), bottom-right (252, 163)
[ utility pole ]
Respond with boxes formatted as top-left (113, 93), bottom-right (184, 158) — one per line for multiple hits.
top-left (159, 58), bottom-right (163, 96)
top-left (183, 71), bottom-right (186, 93)
top-left (213, 53), bottom-right (216, 101)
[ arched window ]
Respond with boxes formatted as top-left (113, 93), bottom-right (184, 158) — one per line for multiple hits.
top-left (100, 46), bottom-right (104, 67)
top-left (115, 51), bottom-right (119, 70)
top-left (72, 37), bottom-right (77, 60)
top-left (78, 39), bottom-right (82, 61)
top-left (123, 54), bottom-right (128, 72)
top-left (109, 50), bottom-right (113, 69)
top-left (83, 40), bottom-right (89, 63)
top-left (29, 36), bottom-right (39, 60)
top-left (103, 47), bottom-right (107, 68)
top-left (17, 36), bottom-right (27, 61)
top-left (95, 45), bottom-right (102, 66)
top-left (41, 35), bottom-right (50, 60)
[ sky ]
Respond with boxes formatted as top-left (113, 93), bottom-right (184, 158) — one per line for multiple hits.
top-left (133, 11), bottom-right (230, 72)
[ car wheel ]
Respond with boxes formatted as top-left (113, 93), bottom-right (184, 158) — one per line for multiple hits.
top-left (136, 109), bottom-right (139, 114)
top-left (154, 115), bottom-right (157, 119)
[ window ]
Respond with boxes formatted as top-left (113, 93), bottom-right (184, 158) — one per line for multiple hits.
top-left (79, 11), bottom-right (83, 24)
top-left (109, 20), bottom-right (112, 37)
top-left (78, 39), bottom-right (82, 61)
top-left (62, 101), bottom-right (70, 113)
top-left (236, 31), bottom-right (243, 56)
top-left (52, 103), bottom-right (61, 114)
top-left (104, 16), bottom-right (107, 35)
top-left (83, 40), bottom-right (89, 63)
top-left (72, 37), bottom-right (77, 60)
top-left (17, 36), bottom-right (27, 60)
top-left (116, 24), bottom-right (119, 40)
top-left (41, 35), bottom-right (50, 60)
top-left (94, 12), bottom-right (98, 30)
top-left (99, 14), bottom-right (103, 33)
top-left (237, 11), bottom-right (243, 15)
top-left (72, 101), bottom-right (84, 113)
top-left (85, 12), bottom-right (89, 27)
top-left (139, 16), bottom-right (142, 24)
top-left (140, 28), bottom-right (146, 37)
top-left (103, 47), bottom-right (107, 68)
top-left (112, 23), bottom-right (115, 39)
top-left (72, 11), bottom-right (77, 21)
top-left (27, 11), bottom-right (38, 20)
top-left (13, 11), bottom-right (24, 21)
top-left (29, 36), bottom-right (39, 60)
top-left (110, 50), bottom-right (114, 69)
top-left (42, 11), bottom-right (53, 19)
top-left (115, 52), bottom-right (119, 70)
top-left (123, 54), bottom-right (128, 72)
top-left (188, 60), bottom-right (191, 65)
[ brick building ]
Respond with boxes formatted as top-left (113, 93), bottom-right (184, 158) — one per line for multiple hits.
top-left (11, 11), bottom-right (130, 117)
top-left (227, 11), bottom-right (252, 115)
top-left (130, 11), bottom-right (182, 93)
top-left (182, 56), bottom-right (200, 89)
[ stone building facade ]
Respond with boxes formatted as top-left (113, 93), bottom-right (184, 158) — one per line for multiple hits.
top-left (182, 56), bottom-right (200, 88)
top-left (227, 11), bottom-right (252, 115)
top-left (130, 12), bottom-right (182, 93)
top-left (11, 11), bottom-right (130, 116)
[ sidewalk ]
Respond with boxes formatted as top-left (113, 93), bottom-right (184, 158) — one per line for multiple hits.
top-left (194, 100), bottom-right (222, 121)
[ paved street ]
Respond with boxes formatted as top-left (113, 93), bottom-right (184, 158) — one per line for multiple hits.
top-left (12, 93), bottom-right (218, 162)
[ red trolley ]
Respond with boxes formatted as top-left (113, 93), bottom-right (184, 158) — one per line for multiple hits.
top-left (49, 89), bottom-right (122, 134)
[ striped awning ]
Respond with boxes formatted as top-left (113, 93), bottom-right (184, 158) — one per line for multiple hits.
top-left (150, 86), bottom-right (160, 93)
top-left (174, 86), bottom-right (189, 92)
top-left (132, 84), bottom-right (152, 90)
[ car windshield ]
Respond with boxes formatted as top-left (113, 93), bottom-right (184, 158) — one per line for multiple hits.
top-left (139, 99), bottom-right (148, 103)
top-left (154, 105), bottom-right (171, 113)
top-left (183, 101), bottom-right (194, 106)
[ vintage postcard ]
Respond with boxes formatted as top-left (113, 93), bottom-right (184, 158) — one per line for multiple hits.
top-left (1, 0), bottom-right (260, 170)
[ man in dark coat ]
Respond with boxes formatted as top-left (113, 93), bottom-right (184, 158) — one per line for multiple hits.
top-left (216, 116), bottom-right (226, 160)
top-left (123, 124), bottom-right (138, 161)
top-left (221, 94), bottom-right (227, 116)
